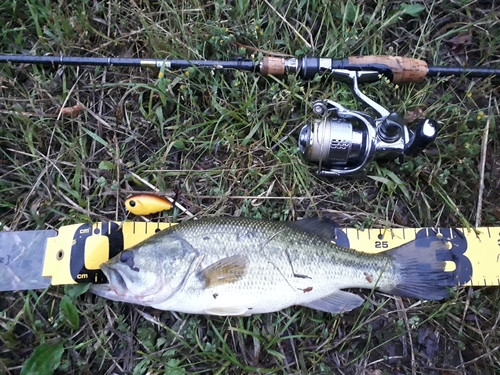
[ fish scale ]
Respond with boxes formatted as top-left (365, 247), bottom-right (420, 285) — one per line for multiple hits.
top-left (169, 218), bottom-right (386, 285)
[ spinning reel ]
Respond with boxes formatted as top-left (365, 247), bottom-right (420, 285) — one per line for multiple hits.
top-left (298, 70), bottom-right (437, 176)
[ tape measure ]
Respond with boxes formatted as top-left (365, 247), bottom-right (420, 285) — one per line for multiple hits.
top-left (42, 221), bottom-right (175, 285)
top-left (38, 221), bottom-right (500, 288)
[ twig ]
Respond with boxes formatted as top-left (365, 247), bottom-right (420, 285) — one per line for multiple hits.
top-left (55, 71), bottom-right (84, 122)
top-left (233, 42), bottom-right (293, 57)
top-left (262, 0), bottom-right (312, 49)
top-left (475, 93), bottom-right (492, 227)
top-left (124, 168), bottom-right (194, 217)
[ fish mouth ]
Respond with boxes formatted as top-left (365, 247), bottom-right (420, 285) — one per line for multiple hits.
top-left (97, 264), bottom-right (165, 303)
top-left (100, 265), bottom-right (128, 296)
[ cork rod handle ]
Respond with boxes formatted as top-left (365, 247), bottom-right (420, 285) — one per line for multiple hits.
top-left (260, 57), bottom-right (286, 76)
top-left (348, 56), bottom-right (428, 83)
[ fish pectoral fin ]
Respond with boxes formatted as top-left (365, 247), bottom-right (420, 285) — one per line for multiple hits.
top-left (199, 255), bottom-right (249, 288)
top-left (204, 306), bottom-right (250, 316)
top-left (300, 291), bottom-right (364, 313)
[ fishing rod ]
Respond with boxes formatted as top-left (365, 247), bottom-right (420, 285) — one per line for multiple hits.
top-left (2, 54), bottom-right (498, 176)
top-left (1, 54), bottom-right (499, 82)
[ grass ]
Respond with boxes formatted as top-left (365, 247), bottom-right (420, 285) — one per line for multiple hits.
top-left (1, 0), bottom-right (499, 373)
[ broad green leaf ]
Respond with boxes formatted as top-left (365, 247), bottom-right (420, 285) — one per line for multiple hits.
top-left (155, 106), bottom-right (165, 123)
top-left (399, 3), bottom-right (425, 17)
top-left (383, 169), bottom-right (412, 201)
top-left (98, 160), bottom-right (115, 170)
top-left (367, 175), bottom-right (392, 185)
top-left (165, 359), bottom-right (186, 375)
top-left (64, 283), bottom-right (91, 299)
top-left (133, 359), bottom-right (151, 375)
top-left (60, 295), bottom-right (80, 330)
top-left (21, 339), bottom-right (64, 375)
top-left (171, 140), bottom-right (186, 150)
top-left (335, 0), bottom-right (359, 23)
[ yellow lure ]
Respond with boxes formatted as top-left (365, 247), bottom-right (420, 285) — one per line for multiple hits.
top-left (125, 194), bottom-right (173, 215)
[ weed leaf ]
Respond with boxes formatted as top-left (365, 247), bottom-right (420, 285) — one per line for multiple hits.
top-left (60, 295), bottom-right (80, 330)
top-left (343, 1), bottom-right (359, 23)
top-left (367, 175), bottom-right (392, 186)
top-left (165, 359), bottom-right (186, 375)
top-left (21, 339), bottom-right (64, 375)
top-left (133, 359), bottom-right (151, 375)
top-left (82, 127), bottom-right (109, 147)
top-left (399, 3), bottom-right (425, 17)
top-left (98, 160), bottom-right (115, 170)
top-left (64, 283), bottom-right (91, 299)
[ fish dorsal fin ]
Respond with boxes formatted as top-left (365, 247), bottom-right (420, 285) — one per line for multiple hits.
top-left (300, 291), bottom-right (364, 313)
top-left (287, 217), bottom-right (338, 241)
top-left (199, 255), bottom-right (248, 288)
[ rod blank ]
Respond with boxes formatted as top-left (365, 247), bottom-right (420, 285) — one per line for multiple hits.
top-left (427, 65), bottom-right (500, 78)
top-left (0, 54), bottom-right (257, 71)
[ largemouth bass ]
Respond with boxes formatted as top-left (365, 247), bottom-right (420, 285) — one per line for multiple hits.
top-left (90, 217), bottom-right (454, 316)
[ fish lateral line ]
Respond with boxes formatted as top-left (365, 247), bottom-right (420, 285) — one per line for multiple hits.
top-left (285, 249), bottom-right (312, 279)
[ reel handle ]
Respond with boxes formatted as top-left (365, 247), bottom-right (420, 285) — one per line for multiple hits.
top-left (404, 119), bottom-right (438, 156)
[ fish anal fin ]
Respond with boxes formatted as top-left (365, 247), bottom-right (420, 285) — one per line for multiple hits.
top-left (199, 255), bottom-right (248, 288)
top-left (204, 306), bottom-right (250, 316)
top-left (300, 291), bottom-right (364, 314)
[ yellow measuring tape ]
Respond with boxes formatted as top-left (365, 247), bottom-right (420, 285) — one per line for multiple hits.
top-left (41, 221), bottom-right (500, 287)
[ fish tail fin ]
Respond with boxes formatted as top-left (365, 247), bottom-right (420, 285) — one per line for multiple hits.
top-left (385, 238), bottom-right (454, 300)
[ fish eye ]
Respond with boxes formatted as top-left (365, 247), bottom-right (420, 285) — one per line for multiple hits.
top-left (129, 200), bottom-right (136, 207)
top-left (120, 251), bottom-right (134, 263)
